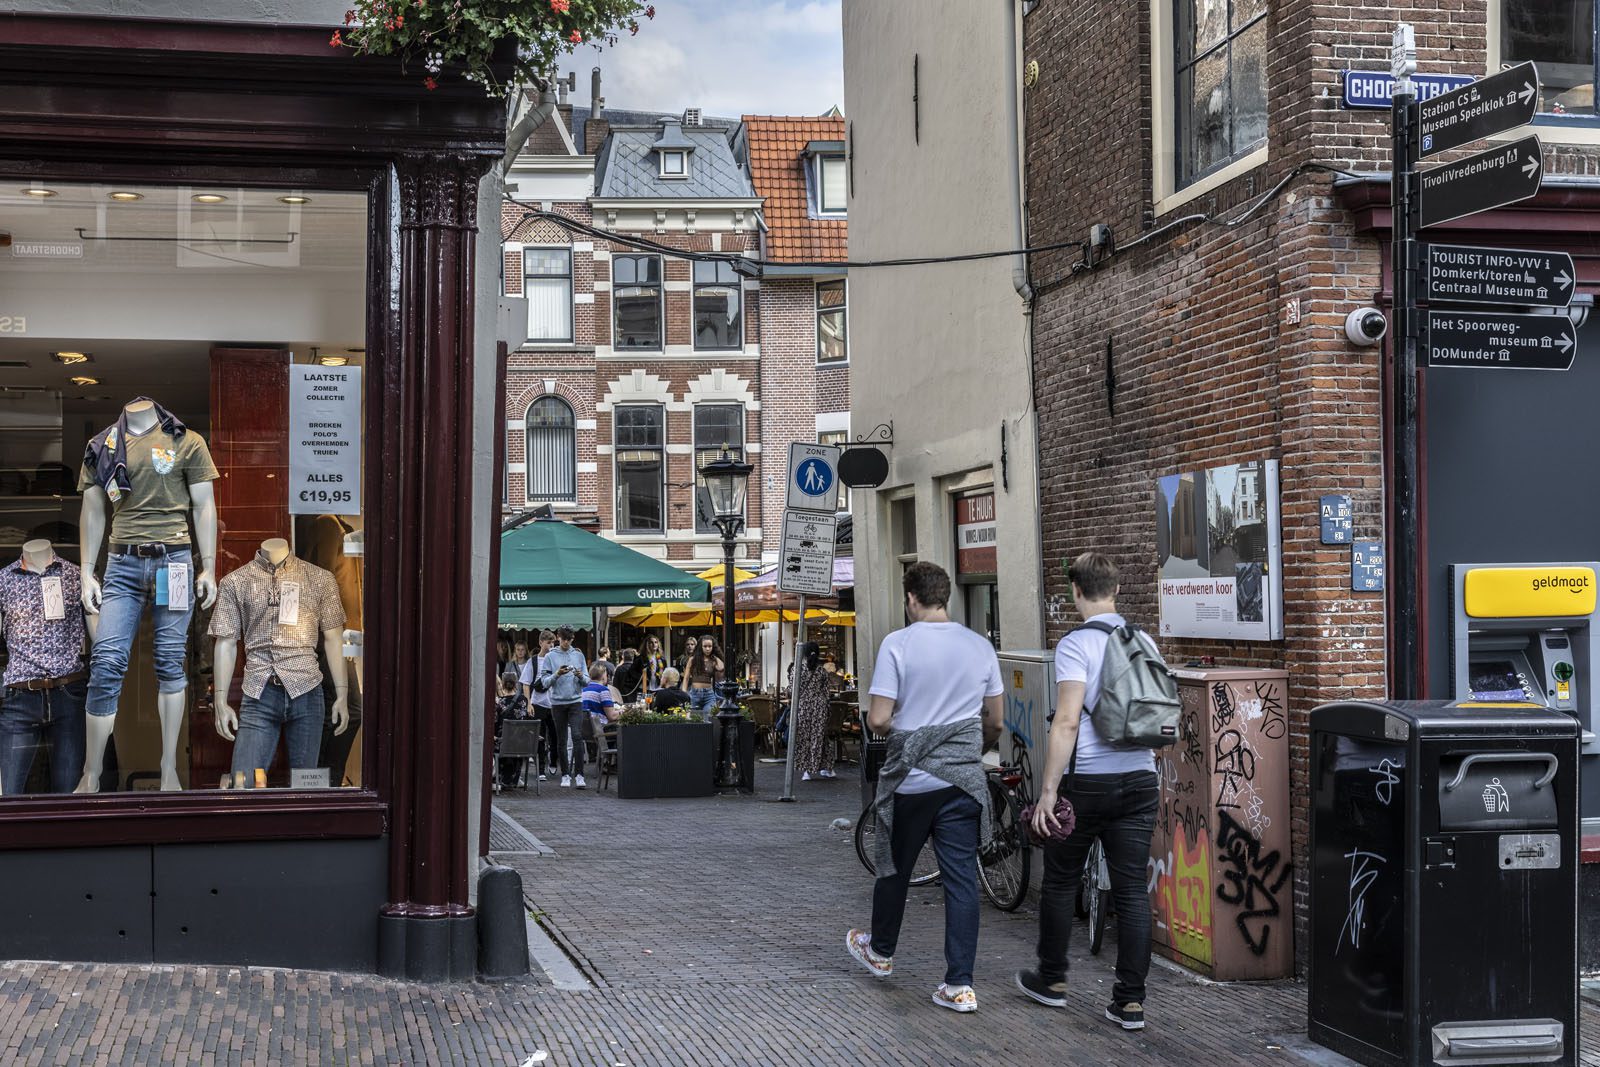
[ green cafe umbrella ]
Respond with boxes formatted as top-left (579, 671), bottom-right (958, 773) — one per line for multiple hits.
top-left (499, 520), bottom-right (711, 612)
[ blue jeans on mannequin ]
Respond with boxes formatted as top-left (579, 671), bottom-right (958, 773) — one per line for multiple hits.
top-left (231, 682), bottom-right (325, 775)
top-left (0, 679), bottom-right (87, 794)
top-left (85, 547), bottom-right (194, 717)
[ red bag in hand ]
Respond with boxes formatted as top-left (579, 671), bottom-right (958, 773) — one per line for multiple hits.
top-left (1020, 796), bottom-right (1076, 843)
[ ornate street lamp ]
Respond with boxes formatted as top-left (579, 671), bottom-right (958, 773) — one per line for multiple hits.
top-left (698, 448), bottom-right (753, 790)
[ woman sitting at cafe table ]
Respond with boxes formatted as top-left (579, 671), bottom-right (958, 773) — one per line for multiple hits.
top-left (650, 668), bottom-right (691, 714)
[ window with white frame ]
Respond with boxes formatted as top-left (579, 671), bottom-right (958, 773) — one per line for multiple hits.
top-left (614, 405), bottom-right (665, 532)
top-left (613, 254), bottom-right (663, 350)
top-left (816, 280), bottom-right (847, 364)
top-left (1501, 1), bottom-right (1598, 116)
top-left (523, 247), bottom-right (573, 344)
top-left (819, 430), bottom-right (850, 511)
top-left (693, 404), bottom-right (745, 533)
top-left (818, 155), bottom-right (847, 214)
top-left (659, 149), bottom-right (688, 178)
top-left (693, 261), bottom-right (743, 351)
top-left (525, 395), bottom-right (576, 503)
top-left (1173, 0), bottom-right (1268, 189)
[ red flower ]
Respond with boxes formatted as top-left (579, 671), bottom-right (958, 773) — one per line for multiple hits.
top-left (629, 19), bottom-right (639, 34)
top-left (344, 9), bottom-right (355, 24)
top-left (395, 14), bottom-right (403, 25)
top-left (550, 0), bottom-right (570, 11)
top-left (329, 29), bottom-right (344, 46)
top-left (646, 5), bottom-right (656, 17)
top-left (423, 76), bottom-right (438, 90)
top-left (569, 28), bottom-right (582, 42)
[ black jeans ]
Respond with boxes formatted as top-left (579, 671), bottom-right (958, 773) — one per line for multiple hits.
top-left (1037, 770), bottom-right (1159, 1005)
top-left (550, 703), bottom-right (585, 776)
top-left (870, 785), bottom-right (982, 986)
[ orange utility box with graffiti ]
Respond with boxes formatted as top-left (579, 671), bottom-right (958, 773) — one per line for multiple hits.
top-left (1151, 667), bottom-right (1292, 980)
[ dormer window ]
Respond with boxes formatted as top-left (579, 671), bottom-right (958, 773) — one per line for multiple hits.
top-left (651, 120), bottom-right (696, 180)
top-left (660, 149), bottom-right (688, 179)
top-left (803, 139), bottom-right (847, 218)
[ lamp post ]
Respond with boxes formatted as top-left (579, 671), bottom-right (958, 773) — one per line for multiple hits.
top-left (698, 449), bottom-right (753, 790)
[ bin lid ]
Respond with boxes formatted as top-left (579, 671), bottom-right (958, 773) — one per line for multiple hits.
top-left (1312, 698), bottom-right (1582, 742)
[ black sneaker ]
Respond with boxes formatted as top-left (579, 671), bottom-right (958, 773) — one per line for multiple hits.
top-left (1106, 1001), bottom-right (1145, 1030)
top-left (1014, 969), bottom-right (1066, 1008)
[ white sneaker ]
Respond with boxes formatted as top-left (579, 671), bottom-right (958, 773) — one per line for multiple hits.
top-left (537, 771), bottom-right (548, 782)
top-left (559, 775), bottom-right (572, 788)
top-left (574, 775), bottom-right (587, 789)
top-left (801, 771), bottom-right (812, 781)
top-left (819, 768), bottom-right (837, 779)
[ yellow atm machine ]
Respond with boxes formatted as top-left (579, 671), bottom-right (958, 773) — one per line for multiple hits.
top-left (1451, 563), bottom-right (1600, 756)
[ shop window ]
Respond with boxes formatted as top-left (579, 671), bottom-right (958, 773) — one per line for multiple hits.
top-left (819, 430), bottom-right (850, 510)
top-left (1502, 0), bottom-right (1598, 116)
top-left (692, 261), bottom-right (743, 351)
top-left (0, 180), bottom-right (368, 797)
top-left (693, 404), bottom-right (745, 533)
top-left (613, 254), bottom-right (662, 350)
top-left (523, 247), bottom-right (573, 344)
top-left (615, 405), bottom-right (665, 532)
top-left (817, 280), bottom-right (848, 364)
top-left (525, 396), bottom-right (576, 503)
top-left (1173, 0), bottom-right (1268, 189)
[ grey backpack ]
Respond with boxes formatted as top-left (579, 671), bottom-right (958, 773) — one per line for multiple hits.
top-left (1078, 621), bottom-right (1180, 748)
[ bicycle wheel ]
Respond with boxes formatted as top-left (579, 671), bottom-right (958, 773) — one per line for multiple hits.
top-left (978, 780), bottom-right (1030, 911)
top-left (1086, 839), bottom-right (1110, 955)
top-left (855, 805), bottom-right (941, 886)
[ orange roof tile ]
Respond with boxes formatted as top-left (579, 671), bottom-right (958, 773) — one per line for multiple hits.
top-left (742, 115), bottom-right (847, 265)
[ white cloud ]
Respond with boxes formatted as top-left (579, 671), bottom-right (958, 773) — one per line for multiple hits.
top-left (570, 0), bottom-right (844, 118)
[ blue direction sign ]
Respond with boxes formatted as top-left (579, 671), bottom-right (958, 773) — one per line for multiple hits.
top-left (1320, 495), bottom-right (1353, 545)
top-left (1343, 69), bottom-right (1474, 109)
top-left (1353, 541), bottom-right (1386, 592)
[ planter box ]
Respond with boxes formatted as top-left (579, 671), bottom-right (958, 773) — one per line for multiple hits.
top-left (616, 722), bottom-right (715, 799)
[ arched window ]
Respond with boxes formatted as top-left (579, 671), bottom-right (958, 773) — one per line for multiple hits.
top-left (524, 395), bottom-right (576, 503)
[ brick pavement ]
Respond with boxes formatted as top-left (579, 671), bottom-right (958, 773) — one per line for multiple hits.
top-left (0, 761), bottom-right (1595, 1066)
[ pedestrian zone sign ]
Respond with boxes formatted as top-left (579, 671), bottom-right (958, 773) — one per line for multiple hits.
top-left (786, 441), bottom-right (841, 513)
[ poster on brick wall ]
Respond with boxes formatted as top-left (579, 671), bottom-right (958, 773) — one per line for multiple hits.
top-left (1154, 459), bottom-right (1282, 641)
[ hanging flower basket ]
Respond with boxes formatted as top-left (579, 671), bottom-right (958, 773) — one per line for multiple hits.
top-left (332, 0), bottom-right (654, 92)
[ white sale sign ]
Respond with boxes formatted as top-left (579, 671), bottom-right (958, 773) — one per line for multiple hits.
top-left (288, 365), bottom-right (362, 516)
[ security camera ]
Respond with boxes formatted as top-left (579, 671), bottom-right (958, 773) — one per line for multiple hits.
top-left (1345, 307), bottom-right (1389, 346)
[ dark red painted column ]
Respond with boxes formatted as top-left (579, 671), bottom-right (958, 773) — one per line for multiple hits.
top-left (378, 153), bottom-right (494, 980)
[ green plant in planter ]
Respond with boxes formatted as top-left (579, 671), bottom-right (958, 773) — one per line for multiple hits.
top-left (334, 0), bottom-right (654, 93)
top-left (617, 709), bottom-right (699, 727)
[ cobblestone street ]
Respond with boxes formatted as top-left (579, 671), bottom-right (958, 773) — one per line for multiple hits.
top-left (1, 762), bottom-right (1597, 1065)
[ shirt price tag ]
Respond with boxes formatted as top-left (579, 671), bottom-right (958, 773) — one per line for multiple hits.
top-left (40, 576), bottom-right (65, 621)
top-left (167, 561), bottom-right (191, 613)
top-left (277, 581), bottom-right (300, 627)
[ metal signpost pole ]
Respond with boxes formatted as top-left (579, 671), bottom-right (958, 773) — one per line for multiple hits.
top-left (1391, 24), bottom-right (1421, 699)
top-left (780, 593), bottom-right (808, 802)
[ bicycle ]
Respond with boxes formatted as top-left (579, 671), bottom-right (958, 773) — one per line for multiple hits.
top-left (854, 761), bottom-right (1033, 911)
top-left (1076, 836), bottom-right (1112, 954)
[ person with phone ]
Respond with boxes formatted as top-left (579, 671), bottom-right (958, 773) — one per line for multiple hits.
top-left (538, 625), bottom-right (589, 788)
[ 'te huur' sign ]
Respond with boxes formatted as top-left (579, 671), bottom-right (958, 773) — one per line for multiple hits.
top-left (1415, 61), bottom-right (1539, 157)
top-left (1424, 309), bottom-right (1577, 371)
top-left (1418, 135), bottom-right (1543, 230)
top-left (1423, 244), bottom-right (1574, 308)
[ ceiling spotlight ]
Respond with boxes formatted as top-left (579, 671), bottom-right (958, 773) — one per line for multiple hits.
top-left (318, 355), bottom-right (350, 367)
top-left (50, 351), bottom-right (92, 365)
top-left (22, 188), bottom-right (56, 198)
top-left (278, 195), bottom-right (311, 205)
top-left (108, 191), bottom-right (144, 202)
top-left (69, 375), bottom-right (99, 386)
top-left (192, 193), bottom-right (228, 204)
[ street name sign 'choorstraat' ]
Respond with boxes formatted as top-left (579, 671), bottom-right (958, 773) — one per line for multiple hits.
top-left (1418, 135), bottom-right (1542, 229)
top-left (1424, 309), bottom-right (1577, 371)
top-left (1416, 61), bottom-right (1539, 157)
top-left (1423, 244), bottom-right (1575, 308)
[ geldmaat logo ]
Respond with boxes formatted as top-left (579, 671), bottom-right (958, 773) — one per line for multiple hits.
top-left (1530, 573), bottom-right (1592, 595)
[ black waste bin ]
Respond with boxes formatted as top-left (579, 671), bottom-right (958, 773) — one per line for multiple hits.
top-left (1309, 700), bottom-right (1580, 1067)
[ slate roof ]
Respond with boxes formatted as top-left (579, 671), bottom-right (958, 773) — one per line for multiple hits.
top-left (593, 122), bottom-right (757, 201)
top-left (741, 115), bottom-right (848, 264)
top-left (570, 106), bottom-right (738, 157)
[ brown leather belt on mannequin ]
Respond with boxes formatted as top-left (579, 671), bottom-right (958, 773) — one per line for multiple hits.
top-left (7, 670), bottom-right (86, 692)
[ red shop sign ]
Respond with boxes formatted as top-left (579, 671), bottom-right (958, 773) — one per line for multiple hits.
top-left (955, 492), bottom-right (997, 574)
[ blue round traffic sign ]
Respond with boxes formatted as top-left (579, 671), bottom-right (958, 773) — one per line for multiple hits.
top-left (795, 457), bottom-right (834, 498)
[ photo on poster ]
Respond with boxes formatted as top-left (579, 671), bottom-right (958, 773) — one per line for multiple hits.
top-left (1156, 459), bottom-right (1281, 640)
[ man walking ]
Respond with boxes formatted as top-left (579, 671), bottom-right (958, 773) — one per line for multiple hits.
top-left (846, 561), bottom-right (1003, 1012)
top-left (538, 626), bottom-right (589, 788)
top-left (520, 629), bottom-right (555, 781)
top-left (1017, 551), bottom-right (1162, 1031)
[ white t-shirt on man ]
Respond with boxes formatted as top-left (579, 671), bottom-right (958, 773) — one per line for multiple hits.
top-left (520, 655), bottom-right (552, 709)
top-left (1053, 612), bottom-right (1161, 775)
top-left (869, 621), bottom-right (1003, 794)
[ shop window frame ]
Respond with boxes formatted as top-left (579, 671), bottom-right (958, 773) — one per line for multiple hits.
top-left (0, 159), bottom-right (389, 848)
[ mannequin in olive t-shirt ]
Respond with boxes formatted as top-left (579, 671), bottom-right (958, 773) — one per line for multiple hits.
top-left (75, 398), bottom-right (219, 792)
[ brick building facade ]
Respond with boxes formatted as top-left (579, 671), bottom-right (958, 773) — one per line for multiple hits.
top-left (1022, 0), bottom-right (1600, 970)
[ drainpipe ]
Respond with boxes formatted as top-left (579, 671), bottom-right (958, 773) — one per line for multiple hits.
top-left (501, 85), bottom-right (559, 176)
top-left (1003, 0), bottom-right (1047, 647)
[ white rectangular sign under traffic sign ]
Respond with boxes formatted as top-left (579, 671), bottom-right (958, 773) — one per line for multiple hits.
top-left (786, 441), bottom-right (841, 513)
top-left (778, 510), bottom-right (837, 597)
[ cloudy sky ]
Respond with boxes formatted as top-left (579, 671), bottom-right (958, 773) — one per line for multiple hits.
top-left (569, 0), bottom-right (844, 118)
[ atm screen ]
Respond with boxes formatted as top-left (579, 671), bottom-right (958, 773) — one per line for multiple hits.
top-left (1469, 660), bottom-right (1526, 701)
